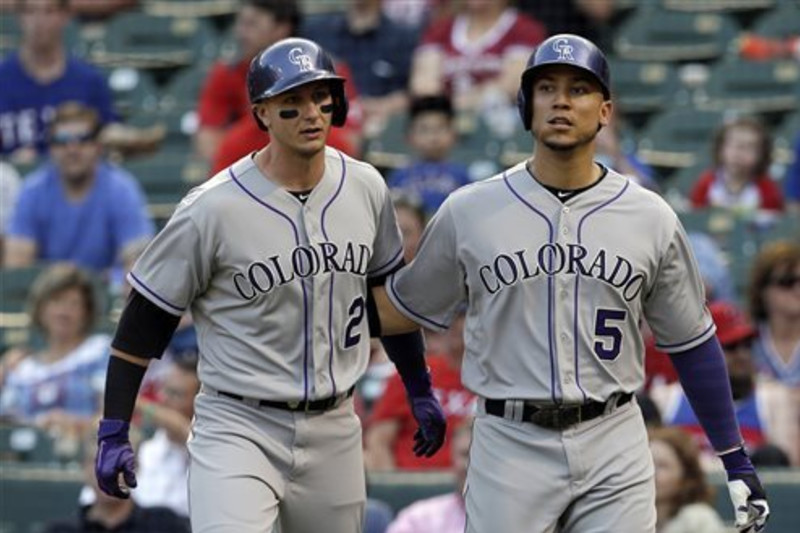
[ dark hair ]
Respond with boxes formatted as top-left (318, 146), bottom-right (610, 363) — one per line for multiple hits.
top-left (48, 101), bottom-right (102, 140)
top-left (748, 240), bottom-right (800, 321)
top-left (712, 116), bottom-right (773, 177)
top-left (649, 427), bottom-right (715, 511)
top-left (409, 95), bottom-right (455, 122)
top-left (17, 0), bottom-right (70, 10)
top-left (244, 0), bottom-right (301, 33)
top-left (28, 263), bottom-right (98, 336)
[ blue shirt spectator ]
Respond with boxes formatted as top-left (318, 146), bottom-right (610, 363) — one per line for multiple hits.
top-left (386, 95), bottom-right (472, 217)
top-left (0, 52), bottom-right (116, 156)
top-left (388, 161), bottom-right (471, 217)
top-left (8, 160), bottom-right (153, 271)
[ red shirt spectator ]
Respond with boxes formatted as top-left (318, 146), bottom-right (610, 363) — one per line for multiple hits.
top-left (689, 169), bottom-right (784, 212)
top-left (412, 3), bottom-right (545, 110)
top-left (367, 354), bottom-right (475, 470)
top-left (197, 59), bottom-right (251, 132)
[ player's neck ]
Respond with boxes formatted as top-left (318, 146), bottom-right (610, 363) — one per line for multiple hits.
top-left (255, 144), bottom-right (326, 192)
top-left (529, 148), bottom-right (601, 190)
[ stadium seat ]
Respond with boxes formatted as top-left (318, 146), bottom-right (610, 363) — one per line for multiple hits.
top-left (662, 0), bottom-right (777, 12)
top-left (0, 425), bottom-right (58, 464)
top-left (142, 0), bottom-right (240, 17)
top-left (102, 66), bottom-right (161, 120)
top-left (636, 107), bottom-right (725, 168)
top-left (160, 62), bottom-right (212, 115)
top-left (773, 111), bottom-right (800, 165)
top-left (614, 6), bottom-right (740, 61)
top-left (697, 59), bottom-right (800, 113)
top-left (607, 58), bottom-right (682, 115)
top-left (0, 266), bottom-right (44, 316)
top-left (751, 1), bottom-right (800, 39)
top-left (662, 156), bottom-right (713, 198)
top-left (91, 13), bottom-right (218, 69)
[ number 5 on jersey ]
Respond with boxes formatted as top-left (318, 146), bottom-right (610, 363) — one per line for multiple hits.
top-left (594, 308), bottom-right (627, 361)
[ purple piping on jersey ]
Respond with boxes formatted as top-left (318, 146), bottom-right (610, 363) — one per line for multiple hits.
top-left (370, 247), bottom-right (404, 277)
top-left (129, 272), bottom-right (185, 314)
top-left (388, 274), bottom-right (448, 330)
top-left (656, 322), bottom-right (715, 351)
top-left (319, 150), bottom-right (348, 396)
top-left (228, 167), bottom-right (311, 403)
top-left (503, 172), bottom-right (557, 404)
top-left (574, 180), bottom-right (630, 403)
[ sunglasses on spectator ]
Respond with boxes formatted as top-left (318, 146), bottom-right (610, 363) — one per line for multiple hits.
top-left (51, 130), bottom-right (97, 146)
top-left (770, 275), bottom-right (800, 290)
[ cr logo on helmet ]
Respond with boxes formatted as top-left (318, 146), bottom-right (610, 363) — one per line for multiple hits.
top-left (552, 38), bottom-right (575, 61)
top-left (288, 47), bottom-right (314, 72)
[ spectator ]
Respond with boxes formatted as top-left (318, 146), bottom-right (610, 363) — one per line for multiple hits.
top-left (689, 117), bottom-right (784, 213)
top-left (651, 301), bottom-right (800, 467)
top-left (517, 0), bottom-right (616, 50)
top-left (785, 133), bottom-right (800, 214)
top-left (302, 0), bottom-right (418, 132)
top-left (43, 425), bottom-right (191, 533)
top-left (649, 427), bottom-right (727, 533)
top-left (409, 0), bottom-right (546, 113)
top-left (381, 0), bottom-right (451, 30)
top-left (385, 417), bottom-right (472, 533)
top-left (0, 265), bottom-right (108, 436)
top-left (0, 0), bottom-right (160, 163)
top-left (365, 310), bottom-right (475, 471)
top-left (4, 101), bottom-right (154, 273)
top-left (393, 193), bottom-right (427, 263)
top-left (200, 0), bottom-right (363, 174)
top-left (595, 111), bottom-right (658, 192)
top-left (0, 160), bottom-right (22, 262)
top-left (195, 0), bottom-right (298, 161)
top-left (133, 356), bottom-right (200, 517)
top-left (386, 96), bottom-right (471, 218)
top-left (748, 240), bottom-right (800, 388)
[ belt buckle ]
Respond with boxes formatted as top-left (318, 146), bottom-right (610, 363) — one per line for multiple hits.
top-left (287, 400), bottom-right (301, 410)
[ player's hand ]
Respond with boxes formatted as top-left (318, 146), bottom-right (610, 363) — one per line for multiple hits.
top-left (410, 394), bottom-right (447, 458)
top-left (95, 419), bottom-right (137, 499)
top-left (720, 446), bottom-right (769, 532)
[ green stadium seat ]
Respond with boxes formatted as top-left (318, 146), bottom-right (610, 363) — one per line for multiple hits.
top-left (0, 266), bottom-right (44, 315)
top-left (662, 0), bottom-right (777, 11)
top-left (160, 62), bottom-right (212, 114)
top-left (102, 67), bottom-right (161, 120)
top-left (751, 2), bottom-right (800, 39)
top-left (773, 111), bottom-right (800, 165)
top-left (663, 156), bottom-right (712, 198)
top-left (697, 59), bottom-right (800, 113)
top-left (636, 107), bottom-right (725, 168)
top-left (614, 6), bottom-right (740, 61)
top-left (142, 0), bottom-right (240, 17)
top-left (91, 13), bottom-right (218, 69)
top-left (0, 425), bottom-right (59, 464)
top-left (607, 58), bottom-right (682, 115)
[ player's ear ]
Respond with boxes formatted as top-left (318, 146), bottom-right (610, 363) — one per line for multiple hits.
top-left (252, 103), bottom-right (270, 132)
top-left (598, 100), bottom-right (613, 129)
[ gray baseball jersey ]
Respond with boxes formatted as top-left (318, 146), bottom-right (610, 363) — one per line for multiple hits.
top-left (387, 162), bottom-right (715, 403)
top-left (128, 147), bottom-right (404, 402)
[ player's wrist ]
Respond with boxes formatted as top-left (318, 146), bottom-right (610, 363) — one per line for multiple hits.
top-left (98, 419), bottom-right (131, 442)
top-left (718, 445), bottom-right (754, 475)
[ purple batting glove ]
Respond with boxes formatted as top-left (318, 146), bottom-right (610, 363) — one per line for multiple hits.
top-left (410, 394), bottom-right (447, 457)
top-left (95, 419), bottom-right (137, 499)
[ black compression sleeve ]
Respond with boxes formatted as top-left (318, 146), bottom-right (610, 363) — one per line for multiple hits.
top-left (112, 289), bottom-right (181, 360)
top-left (380, 331), bottom-right (430, 396)
top-left (366, 289), bottom-right (382, 338)
top-left (103, 356), bottom-right (147, 421)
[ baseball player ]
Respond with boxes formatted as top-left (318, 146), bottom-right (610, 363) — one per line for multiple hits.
top-left (94, 38), bottom-right (446, 533)
top-left (372, 34), bottom-right (770, 532)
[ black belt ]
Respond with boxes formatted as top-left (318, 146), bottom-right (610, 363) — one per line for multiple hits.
top-left (484, 392), bottom-right (633, 430)
top-left (215, 386), bottom-right (355, 412)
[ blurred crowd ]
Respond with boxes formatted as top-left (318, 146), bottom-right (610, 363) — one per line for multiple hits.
top-left (0, 1), bottom-right (798, 532)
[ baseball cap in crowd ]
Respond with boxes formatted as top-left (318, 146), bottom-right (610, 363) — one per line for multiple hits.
top-left (708, 301), bottom-right (757, 347)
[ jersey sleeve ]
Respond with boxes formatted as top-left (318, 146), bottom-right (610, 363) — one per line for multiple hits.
top-left (367, 184), bottom-right (405, 281)
top-left (127, 197), bottom-right (212, 316)
top-left (644, 218), bottom-right (716, 353)
top-left (387, 200), bottom-right (465, 331)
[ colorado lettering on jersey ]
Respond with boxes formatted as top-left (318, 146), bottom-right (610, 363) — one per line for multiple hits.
top-left (478, 243), bottom-right (646, 301)
top-left (233, 241), bottom-right (371, 300)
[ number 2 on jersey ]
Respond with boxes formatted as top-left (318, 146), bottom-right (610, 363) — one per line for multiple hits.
top-left (594, 308), bottom-right (627, 360)
top-left (344, 296), bottom-right (366, 348)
